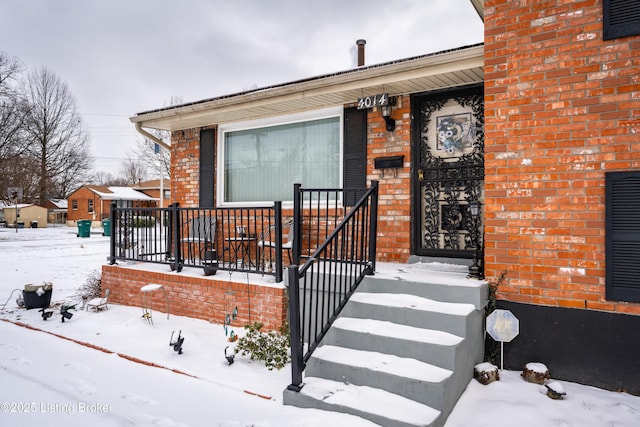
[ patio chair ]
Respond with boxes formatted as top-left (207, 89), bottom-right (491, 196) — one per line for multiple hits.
top-left (86, 289), bottom-right (110, 312)
top-left (181, 216), bottom-right (216, 264)
top-left (257, 220), bottom-right (294, 271)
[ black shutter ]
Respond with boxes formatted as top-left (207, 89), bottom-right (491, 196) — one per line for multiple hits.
top-left (605, 171), bottom-right (640, 302)
top-left (343, 107), bottom-right (367, 206)
top-left (603, 0), bottom-right (640, 40)
top-left (199, 129), bottom-right (215, 208)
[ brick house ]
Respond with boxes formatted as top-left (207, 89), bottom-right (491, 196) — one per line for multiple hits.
top-left (133, 179), bottom-right (171, 206)
top-left (124, 0), bottom-right (640, 395)
top-left (67, 185), bottom-right (155, 226)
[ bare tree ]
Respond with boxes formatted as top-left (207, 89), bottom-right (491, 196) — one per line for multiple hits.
top-left (22, 67), bottom-right (93, 203)
top-left (135, 131), bottom-right (171, 178)
top-left (134, 95), bottom-right (180, 180)
top-left (134, 95), bottom-right (180, 179)
top-left (0, 154), bottom-right (39, 202)
top-left (53, 148), bottom-right (93, 198)
top-left (0, 52), bottom-right (30, 193)
top-left (89, 170), bottom-right (120, 186)
top-left (0, 51), bottom-right (22, 97)
top-left (119, 156), bottom-right (148, 185)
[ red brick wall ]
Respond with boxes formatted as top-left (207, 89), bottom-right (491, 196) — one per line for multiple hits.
top-left (67, 187), bottom-right (102, 223)
top-left (367, 96), bottom-right (412, 263)
top-left (170, 128), bottom-right (202, 207)
top-left (484, 0), bottom-right (640, 315)
top-left (101, 265), bottom-right (287, 331)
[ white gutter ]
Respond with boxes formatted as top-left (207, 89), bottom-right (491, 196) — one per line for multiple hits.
top-left (134, 122), bottom-right (169, 212)
top-left (134, 122), bottom-right (170, 150)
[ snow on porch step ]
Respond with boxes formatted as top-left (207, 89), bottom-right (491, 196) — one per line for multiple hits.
top-left (368, 262), bottom-right (488, 310)
top-left (343, 292), bottom-right (475, 336)
top-left (308, 345), bottom-right (453, 409)
top-left (312, 345), bottom-right (453, 382)
top-left (326, 317), bottom-right (463, 370)
top-left (299, 377), bottom-right (441, 427)
top-left (351, 292), bottom-right (475, 316)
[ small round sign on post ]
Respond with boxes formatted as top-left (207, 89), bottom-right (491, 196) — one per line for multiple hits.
top-left (486, 309), bottom-right (519, 370)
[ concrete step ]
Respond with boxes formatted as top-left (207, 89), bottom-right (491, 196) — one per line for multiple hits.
top-left (283, 267), bottom-right (488, 427)
top-left (369, 262), bottom-right (488, 310)
top-left (324, 317), bottom-right (463, 370)
top-left (306, 344), bottom-right (453, 410)
top-left (284, 376), bottom-right (442, 427)
top-left (342, 292), bottom-right (477, 337)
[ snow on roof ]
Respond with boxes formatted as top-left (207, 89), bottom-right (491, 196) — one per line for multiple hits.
top-left (49, 199), bottom-right (67, 209)
top-left (134, 179), bottom-right (170, 190)
top-left (1, 203), bottom-right (40, 209)
top-left (89, 186), bottom-right (155, 201)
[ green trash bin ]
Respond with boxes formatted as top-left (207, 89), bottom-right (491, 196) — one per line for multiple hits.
top-left (77, 219), bottom-right (91, 238)
top-left (102, 219), bottom-right (111, 236)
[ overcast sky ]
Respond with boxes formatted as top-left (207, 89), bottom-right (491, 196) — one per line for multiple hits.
top-left (0, 0), bottom-right (483, 176)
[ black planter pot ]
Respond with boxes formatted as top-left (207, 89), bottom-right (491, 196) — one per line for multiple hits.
top-left (23, 284), bottom-right (53, 309)
top-left (203, 249), bottom-right (218, 276)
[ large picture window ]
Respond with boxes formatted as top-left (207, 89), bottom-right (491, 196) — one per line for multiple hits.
top-left (219, 109), bottom-right (342, 204)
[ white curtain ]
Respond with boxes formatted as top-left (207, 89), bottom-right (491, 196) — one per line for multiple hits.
top-left (224, 117), bottom-right (340, 203)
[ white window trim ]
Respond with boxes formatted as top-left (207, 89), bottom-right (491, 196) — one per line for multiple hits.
top-left (217, 106), bottom-right (344, 207)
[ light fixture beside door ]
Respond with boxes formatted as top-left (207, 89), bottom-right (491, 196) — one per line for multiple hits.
top-left (380, 104), bottom-right (396, 132)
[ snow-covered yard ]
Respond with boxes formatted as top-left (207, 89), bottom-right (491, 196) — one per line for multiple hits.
top-left (1, 226), bottom-right (639, 426)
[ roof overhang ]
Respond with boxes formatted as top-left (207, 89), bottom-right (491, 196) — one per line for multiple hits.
top-left (469, 0), bottom-right (484, 21)
top-left (131, 44), bottom-right (484, 132)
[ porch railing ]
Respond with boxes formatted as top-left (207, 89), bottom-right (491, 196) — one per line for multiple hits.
top-left (287, 181), bottom-right (379, 391)
top-left (108, 201), bottom-right (286, 281)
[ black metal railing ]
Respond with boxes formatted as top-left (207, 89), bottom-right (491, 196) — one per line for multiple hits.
top-left (108, 201), bottom-right (286, 281)
top-left (287, 181), bottom-right (379, 391)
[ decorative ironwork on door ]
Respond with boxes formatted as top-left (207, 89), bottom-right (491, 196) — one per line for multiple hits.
top-left (414, 88), bottom-right (484, 258)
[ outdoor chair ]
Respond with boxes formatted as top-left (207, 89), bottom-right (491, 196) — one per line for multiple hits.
top-left (181, 216), bottom-right (216, 265)
top-left (86, 289), bottom-right (110, 312)
top-left (257, 220), bottom-right (293, 272)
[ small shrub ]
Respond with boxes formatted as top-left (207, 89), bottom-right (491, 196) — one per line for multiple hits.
top-left (77, 269), bottom-right (102, 300)
top-left (132, 216), bottom-right (156, 227)
top-left (234, 322), bottom-right (290, 370)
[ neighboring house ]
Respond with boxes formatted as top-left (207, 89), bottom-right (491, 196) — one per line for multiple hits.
top-left (67, 185), bottom-right (156, 226)
top-left (42, 198), bottom-right (68, 224)
top-left (2, 203), bottom-right (48, 228)
top-left (127, 0), bottom-right (640, 396)
top-left (133, 179), bottom-right (171, 207)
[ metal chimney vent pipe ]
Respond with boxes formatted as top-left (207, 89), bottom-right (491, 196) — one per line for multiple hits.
top-left (356, 39), bottom-right (366, 67)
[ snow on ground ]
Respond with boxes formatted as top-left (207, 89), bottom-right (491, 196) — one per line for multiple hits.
top-left (1, 226), bottom-right (639, 426)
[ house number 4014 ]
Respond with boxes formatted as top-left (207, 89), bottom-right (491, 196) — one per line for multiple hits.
top-left (357, 93), bottom-right (389, 110)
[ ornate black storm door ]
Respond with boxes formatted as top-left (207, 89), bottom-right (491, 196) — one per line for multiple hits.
top-left (412, 86), bottom-right (484, 258)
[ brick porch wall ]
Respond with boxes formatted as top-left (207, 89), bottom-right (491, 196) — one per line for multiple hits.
top-left (484, 0), bottom-right (640, 315)
top-left (101, 264), bottom-right (287, 331)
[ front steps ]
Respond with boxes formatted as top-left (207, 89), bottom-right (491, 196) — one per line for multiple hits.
top-left (283, 262), bottom-right (487, 427)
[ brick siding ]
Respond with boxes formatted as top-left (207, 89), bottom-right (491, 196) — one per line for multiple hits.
top-left (484, 0), bottom-right (640, 315)
top-left (170, 128), bottom-right (202, 207)
top-left (367, 96), bottom-right (412, 263)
